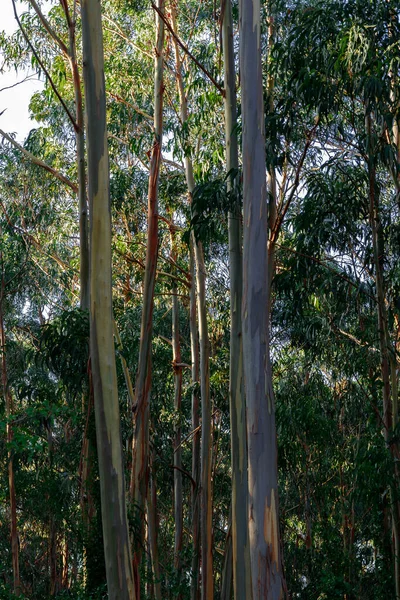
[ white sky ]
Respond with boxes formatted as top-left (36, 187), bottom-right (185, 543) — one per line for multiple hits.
top-left (0, 0), bottom-right (47, 141)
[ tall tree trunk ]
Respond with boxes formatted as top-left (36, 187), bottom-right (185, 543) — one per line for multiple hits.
top-left (240, 0), bottom-right (284, 596)
top-left (170, 220), bottom-right (184, 588)
top-left (130, 1), bottom-right (165, 588)
top-left (189, 243), bottom-right (201, 600)
top-left (220, 519), bottom-right (233, 600)
top-left (366, 110), bottom-right (400, 600)
top-left (147, 452), bottom-right (162, 600)
top-left (222, 0), bottom-right (251, 597)
top-left (81, 1), bottom-right (135, 597)
top-left (49, 516), bottom-right (58, 596)
top-left (170, 10), bottom-right (213, 598)
top-left (67, 7), bottom-right (89, 310)
top-left (0, 270), bottom-right (20, 596)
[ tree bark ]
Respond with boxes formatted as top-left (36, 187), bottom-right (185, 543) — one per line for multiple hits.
top-left (222, 0), bottom-right (251, 597)
top-left (170, 219), bottom-right (184, 588)
top-left (240, 0), bottom-right (284, 595)
top-left (81, 0), bottom-right (135, 597)
top-left (189, 243), bottom-right (201, 600)
top-left (366, 110), bottom-right (400, 600)
top-left (147, 452), bottom-right (162, 600)
top-left (130, 1), bottom-right (165, 587)
top-left (170, 9), bottom-right (213, 599)
top-left (0, 269), bottom-right (20, 596)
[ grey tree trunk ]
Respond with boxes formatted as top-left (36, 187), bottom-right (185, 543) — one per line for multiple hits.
top-left (222, 0), bottom-right (251, 597)
top-left (81, 1), bottom-right (135, 597)
top-left (239, 0), bottom-right (284, 596)
top-left (189, 242), bottom-right (201, 600)
top-left (170, 9), bottom-right (213, 599)
top-left (171, 220), bottom-right (184, 588)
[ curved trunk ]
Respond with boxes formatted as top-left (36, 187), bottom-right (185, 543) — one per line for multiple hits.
top-left (239, 0), bottom-right (284, 596)
top-left (81, 1), bottom-right (135, 597)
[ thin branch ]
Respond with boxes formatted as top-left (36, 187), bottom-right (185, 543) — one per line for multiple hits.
top-left (107, 90), bottom-right (153, 123)
top-left (0, 128), bottom-right (78, 193)
top-left (151, 1), bottom-right (225, 96)
top-left (12, 0), bottom-right (78, 131)
top-left (270, 118), bottom-right (319, 247)
top-left (59, 0), bottom-right (73, 30)
top-left (102, 15), bottom-right (154, 60)
top-left (27, 0), bottom-right (69, 57)
top-left (0, 73), bottom-right (39, 94)
top-left (172, 464), bottom-right (196, 489)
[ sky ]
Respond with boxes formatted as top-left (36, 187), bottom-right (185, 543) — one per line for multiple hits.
top-left (0, 0), bottom-right (46, 141)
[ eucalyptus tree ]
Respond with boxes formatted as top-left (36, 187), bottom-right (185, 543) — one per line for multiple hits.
top-left (274, 2), bottom-right (400, 596)
top-left (240, 0), bottom-right (284, 595)
top-left (0, 241), bottom-right (20, 595)
top-left (221, 0), bottom-right (251, 596)
top-left (169, 9), bottom-right (214, 598)
top-left (81, 0), bottom-right (135, 596)
top-left (130, 1), bottom-right (165, 592)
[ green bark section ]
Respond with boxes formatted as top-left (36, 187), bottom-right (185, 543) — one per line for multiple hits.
top-left (81, 1), bottom-right (135, 598)
top-left (239, 0), bottom-right (284, 597)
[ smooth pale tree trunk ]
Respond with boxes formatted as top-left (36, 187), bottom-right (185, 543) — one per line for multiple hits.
top-left (81, 1), bottom-right (135, 598)
top-left (66, 9), bottom-right (104, 589)
top-left (0, 269), bottom-right (20, 596)
top-left (170, 220), bottom-right (183, 587)
top-left (222, 0), bottom-right (251, 597)
top-left (240, 0), bottom-right (284, 596)
top-left (189, 243), bottom-right (201, 600)
top-left (170, 11), bottom-right (213, 599)
top-left (130, 1), bottom-right (165, 588)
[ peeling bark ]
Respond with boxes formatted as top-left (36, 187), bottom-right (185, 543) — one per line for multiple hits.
top-left (239, 0), bottom-right (284, 595)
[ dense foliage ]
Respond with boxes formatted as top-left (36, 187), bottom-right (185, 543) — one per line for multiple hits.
top-left (2, 0), bottom-right (400, 598)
